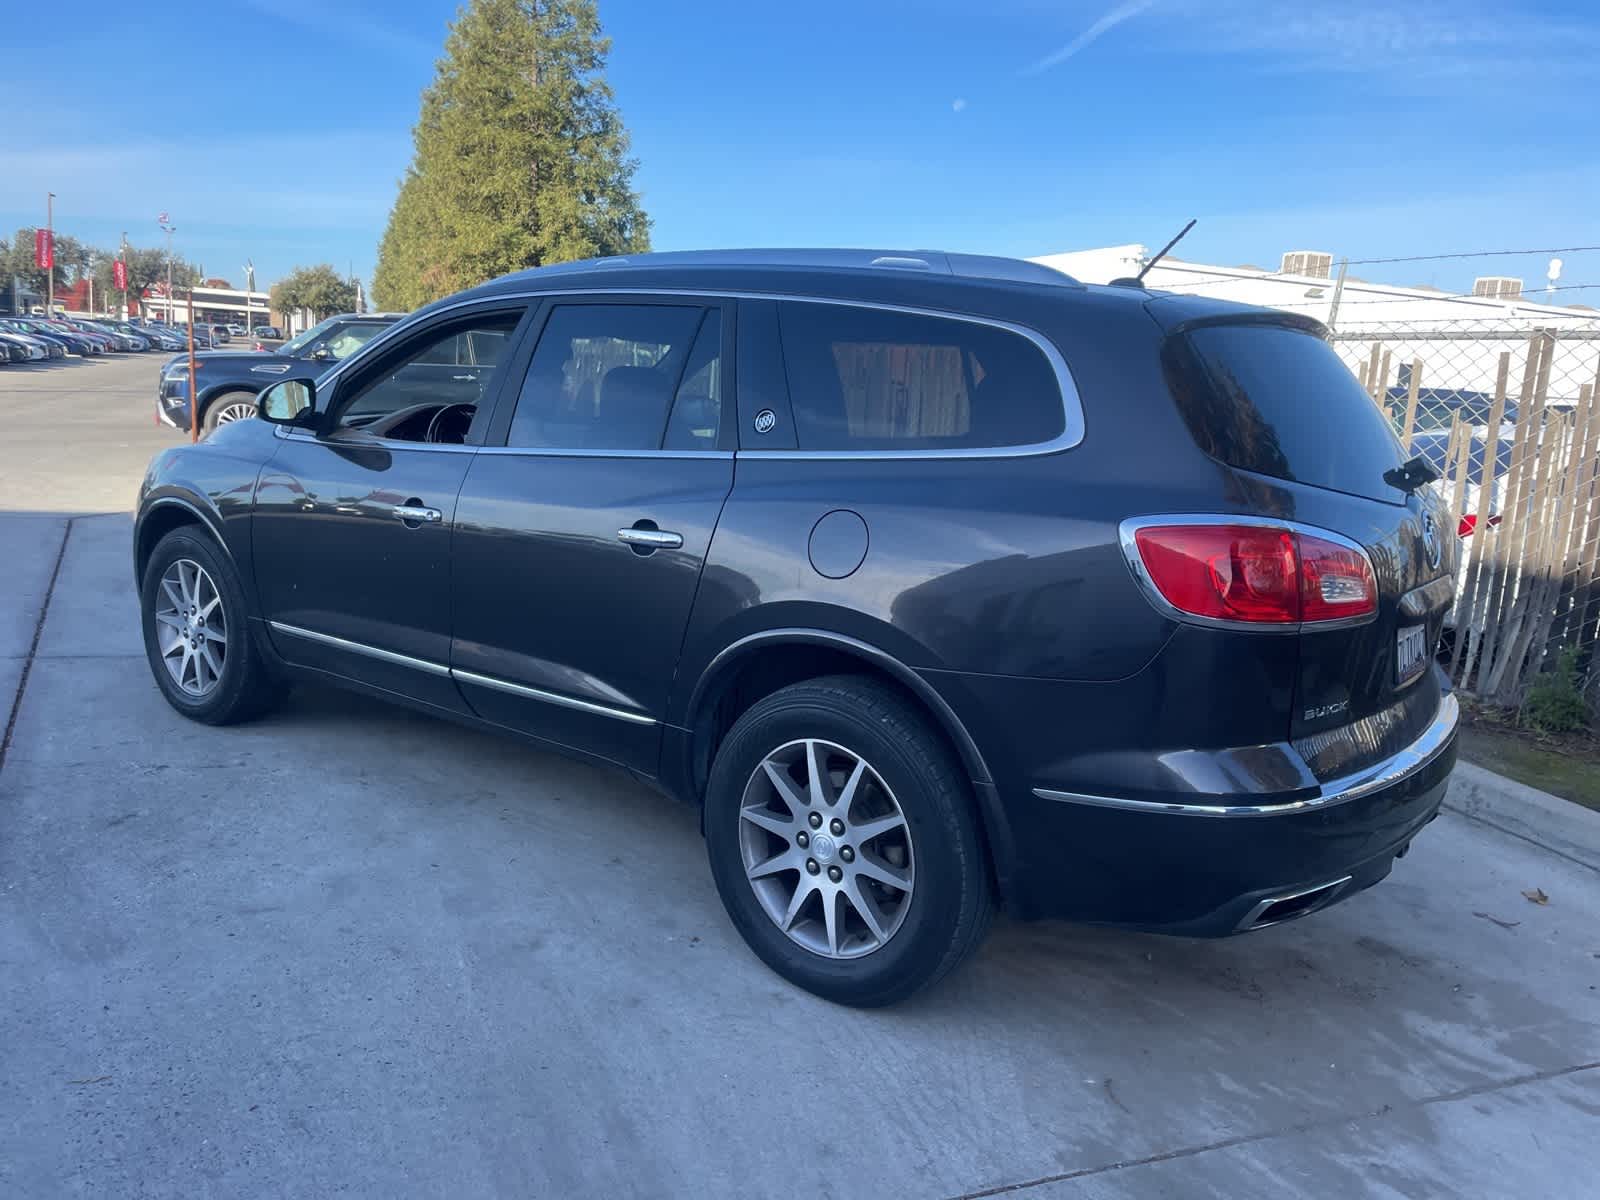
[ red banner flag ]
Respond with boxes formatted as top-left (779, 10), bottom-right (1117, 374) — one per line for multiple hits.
top-left (113, 259), bottom-right (128, 290)
top-left (34, 228), bottom-right (53, 269)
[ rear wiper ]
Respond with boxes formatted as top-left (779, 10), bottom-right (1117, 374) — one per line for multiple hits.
top-left (1383, 455), bottom-right (1441, 494)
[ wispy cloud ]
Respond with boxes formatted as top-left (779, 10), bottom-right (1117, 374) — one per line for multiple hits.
top-left (1022, 0), bottom-right (1155, 75)
top-left (237, 0), bottom-right (436, 61)
top-left (1152, 1), bottom-right (1600, 79)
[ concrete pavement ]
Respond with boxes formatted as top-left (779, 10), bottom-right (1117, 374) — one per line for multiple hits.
top-left (2, 355), bottom-right (1597, 1198)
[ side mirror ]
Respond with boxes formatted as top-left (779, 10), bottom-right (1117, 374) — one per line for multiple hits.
top-left (257, 378), bottom-right (317, 425)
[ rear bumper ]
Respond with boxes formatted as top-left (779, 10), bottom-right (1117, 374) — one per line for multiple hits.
top-left (934, 667), bottom-right (1458, 930)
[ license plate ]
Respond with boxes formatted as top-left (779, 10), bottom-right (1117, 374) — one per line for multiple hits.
top-left (1396, 624), bottom-right (1428, 686)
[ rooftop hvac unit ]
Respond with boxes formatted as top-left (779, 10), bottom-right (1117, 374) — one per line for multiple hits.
top-left (1472, 276), bottom-right (1523, 299)
top-left (1281, 251), bottom-right (1333, 279)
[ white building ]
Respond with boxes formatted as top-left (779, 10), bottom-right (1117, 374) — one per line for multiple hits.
top-left (1030, 245), bottom-right (1600, 409)
top-left (142, 284), bottom-right (276, 331)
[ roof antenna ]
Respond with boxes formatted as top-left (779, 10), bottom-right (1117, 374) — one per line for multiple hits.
top-left (1111, 218), bottom-right (1197, 287)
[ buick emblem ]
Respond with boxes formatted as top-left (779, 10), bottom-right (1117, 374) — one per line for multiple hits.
top-left (753, 408), bottom-right (777, 434)
top-left (1422, 512), bottom-right (1442, 570)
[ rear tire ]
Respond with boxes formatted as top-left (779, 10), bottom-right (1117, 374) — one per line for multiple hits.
top-left (202, 390), bottom-right (259, 433)
top-left (704, 675), bottom-right (994, 1007)
top-left (140, 528), bottom-right (283, 725)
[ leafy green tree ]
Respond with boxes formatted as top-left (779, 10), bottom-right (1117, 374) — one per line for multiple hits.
top-left (271, 264), bottom-right (358, 320)
top-left (373, 0), bottom-right (650, 311)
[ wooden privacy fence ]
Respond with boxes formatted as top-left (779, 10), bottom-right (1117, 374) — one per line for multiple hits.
top-left (1332, 321), bottom-right (1600, 705)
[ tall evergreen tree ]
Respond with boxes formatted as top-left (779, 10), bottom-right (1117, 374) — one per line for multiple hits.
top-left (373, 0), bottom-right (650, 311)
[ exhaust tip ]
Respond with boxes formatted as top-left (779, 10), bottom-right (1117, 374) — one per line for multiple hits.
top-left (1237, 875), bottom-right (1353, 932)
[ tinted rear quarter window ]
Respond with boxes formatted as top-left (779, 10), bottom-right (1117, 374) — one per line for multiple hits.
top-left (1169, 323), bottom-right (1407, 504)
top-left (775, 302), bottom-right (1064, 451)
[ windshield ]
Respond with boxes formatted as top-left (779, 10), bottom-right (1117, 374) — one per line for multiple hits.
top-left (279, 317), bottom-right (342, 356)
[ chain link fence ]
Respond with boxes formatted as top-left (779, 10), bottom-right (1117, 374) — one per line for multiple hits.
top-left (1329, 319), bottom-right (1600, 706)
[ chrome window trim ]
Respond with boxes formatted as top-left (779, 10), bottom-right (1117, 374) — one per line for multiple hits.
top-left (268, 621), bottom-right (451, 677)
top-left (276, 428), bottom-right (732, 460)
top-left (1118, 513), bottom-right (1380, 635)
top-left (277, 428), bottom-right (480, 453)
top-left (451, 669), bottom-right (657, 726)
top-left (311, 287), bottom-right (1085, 461)
top-left (475, 446), bottom-right (734, 460)
top-left (1032, 692), bottom-right (1457, 818)
top-left (268, 621), bottom-right (657, 726)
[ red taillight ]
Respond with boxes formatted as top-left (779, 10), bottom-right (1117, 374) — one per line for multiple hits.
top-left (1132, 523), bottom-right (1376, 626)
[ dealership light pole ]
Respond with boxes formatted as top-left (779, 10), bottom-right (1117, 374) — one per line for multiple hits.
top-left (159, 215), bottom-right (176, 323)
top-left (45, 192), bottom-right (55, 314)
top-left (120, 232), bottom-right (129, 319)
top-left (244, 259), bottom-right (255, 336)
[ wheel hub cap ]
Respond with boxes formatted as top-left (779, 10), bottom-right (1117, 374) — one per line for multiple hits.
top-left (154, 558), bottom-right (228, 698)
top-left (736, 738), bottom-right (916, 960)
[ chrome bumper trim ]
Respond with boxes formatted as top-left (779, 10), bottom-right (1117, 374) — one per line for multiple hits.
top-left (1033, 693), bottom-right (1458, 818)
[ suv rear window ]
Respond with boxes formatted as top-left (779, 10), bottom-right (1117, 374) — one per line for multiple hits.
top-left (1169, 322), bottom-right (1407, 504)
top-left (775, 302), bottom-right (1064, 451)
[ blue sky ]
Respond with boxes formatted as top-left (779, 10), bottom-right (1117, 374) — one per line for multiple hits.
top-left (1, 0), bottom-right (1595, 297)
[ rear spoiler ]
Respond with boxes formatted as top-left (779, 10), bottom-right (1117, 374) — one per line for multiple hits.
top-left (1143, 295), bottom-right (1330, 340)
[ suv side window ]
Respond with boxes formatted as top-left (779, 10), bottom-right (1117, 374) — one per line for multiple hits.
top-left (774, 301), bottom-right (1064, 451)
top-left (507, 303), bottom-right (709, 450)
top-left (333, 313), bottom-right (522, 437)
top-left (317, 322), bottom-right (392, 362)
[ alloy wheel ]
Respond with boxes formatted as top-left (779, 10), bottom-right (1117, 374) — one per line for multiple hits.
top-left (213, 400), bottom-right (257, 426)
top-left (154, 558), bottom-right (228, 697)
top-left (737, 738), bottom-right (915, 959)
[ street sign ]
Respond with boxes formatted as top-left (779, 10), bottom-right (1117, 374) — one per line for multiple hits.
top-left (34, 228), bottom-right (53, 269)
top-left (157, 211), bottom-right (169, 224)
top-left (113, 259), bottom-right (128, 290)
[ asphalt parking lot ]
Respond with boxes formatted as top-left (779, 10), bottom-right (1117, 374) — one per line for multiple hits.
top-left (2, 353), bottom-right (1598, 1198)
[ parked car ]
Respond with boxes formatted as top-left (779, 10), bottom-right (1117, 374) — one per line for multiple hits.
top-left (0, 331), bottom-right (41, 362)
top-left (155, 311), bottom-right (403, 432)
top-left (251, 325), bottom-right (282, 342)
top-left (5, 317), bottom-right (93, 356)
top-left (132, 249), bottom-right (1461, 1006)
top-left (75, 319), bottom-right (139, 351)
top-left (0, 319), bottom-right (66, 358)
top-left (116, 321), bottom-right (183, 351)
top-left (227, 323), bottom-right (246, 336)
top-left (58, 321), bottom-right (112, 355)
top-left (208, 324), bottom-right (232, 345)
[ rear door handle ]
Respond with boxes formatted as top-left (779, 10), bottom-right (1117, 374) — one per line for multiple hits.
top-left (616, 527), bottom-right (683, 550)
top-left (393, 504), bottom-right (443, 524)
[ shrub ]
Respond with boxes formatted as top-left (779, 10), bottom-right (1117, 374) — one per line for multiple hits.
top-left (1520, 649), bottom-right (1592, 734)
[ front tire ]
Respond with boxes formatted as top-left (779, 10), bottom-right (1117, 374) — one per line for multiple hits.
top-left (704, 676), bottom-right (994, 1007)
top-left (202, 390), bottom-right (259, 433)
top-left (140, 528), bottom-right (282, 724)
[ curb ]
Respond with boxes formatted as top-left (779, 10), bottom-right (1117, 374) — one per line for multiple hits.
top-left (1444, 760), bottom-right (1600, 873)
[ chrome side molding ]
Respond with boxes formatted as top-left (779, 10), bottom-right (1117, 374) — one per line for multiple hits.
top-left (268, 621), bottom-right (451, 677)
top-left (267, 621), bottom-right (655, 726)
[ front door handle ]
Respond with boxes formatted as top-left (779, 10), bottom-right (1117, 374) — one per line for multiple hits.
top-left (616, 527), bottom-right (683, 550)
top-left (393, 503), bottom-right (442, 524)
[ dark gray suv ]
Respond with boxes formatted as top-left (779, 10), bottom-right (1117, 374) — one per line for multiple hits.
top-left (132, 249), bottom-right (1459, 1005)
